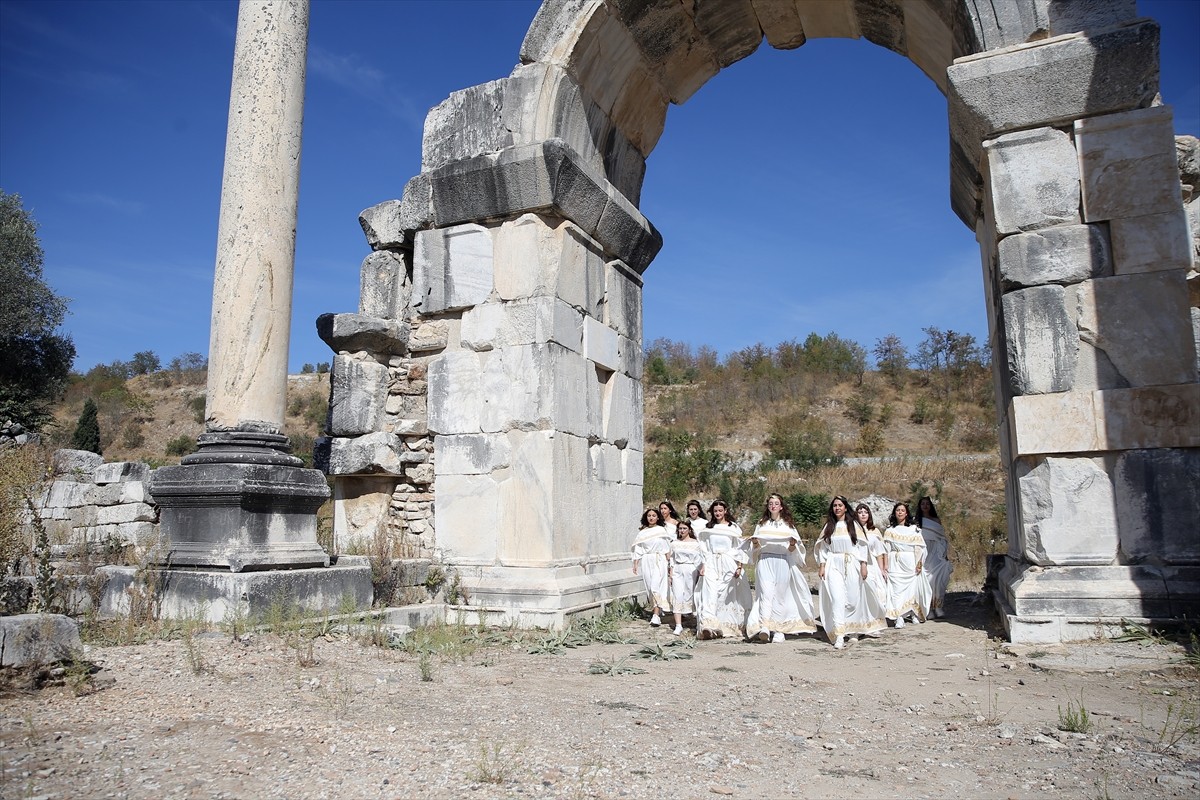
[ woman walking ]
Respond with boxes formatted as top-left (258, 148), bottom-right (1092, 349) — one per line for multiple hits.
top-left (815, 496), bottom-right (880, 649)
top-left (696, 500), bottom-right (750, 640)
top-left (632, 507), bottom-right (671, 627)
top-left (668, 520), bottom-right (705, 636)
top-left (883, 501), bottom-right (931, 627)
top-left (916, 496), bottom-right (953, 618)
top-left (745, 493), bottom-right (817, 643)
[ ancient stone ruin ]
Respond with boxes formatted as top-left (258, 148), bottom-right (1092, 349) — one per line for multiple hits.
top-left (317, 0), bottom-right (1199, 641)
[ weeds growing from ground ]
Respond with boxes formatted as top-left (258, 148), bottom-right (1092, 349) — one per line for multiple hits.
top-left (1058, 692), bottom-right (1092, 733)
top-left (587, 657), bottom-right (647, 676)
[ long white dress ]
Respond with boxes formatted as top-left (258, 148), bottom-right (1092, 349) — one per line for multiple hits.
top-left (883, 523), bottom-right (931, 622)
top-left (668, 538), bottom-right (705, 615)
top-left (861, 528), bottom-right (890, 629)
top-left (696, 522), bottom-right (751, 638)
top-left (632, 526), bottom-right (671, 612)
top-left (745, 519), bottom-right (817, 639)
top-left (920, 517), bottom-right (954, 614)
top-left (815, 522), bottom-right (884, 641)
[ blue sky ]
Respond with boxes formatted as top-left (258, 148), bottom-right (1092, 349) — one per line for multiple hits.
top-left (2, 0), bottom-right (1197, 374)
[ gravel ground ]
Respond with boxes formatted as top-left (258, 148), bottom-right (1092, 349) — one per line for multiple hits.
top-left (2, 596), bottom-right (1198, 800)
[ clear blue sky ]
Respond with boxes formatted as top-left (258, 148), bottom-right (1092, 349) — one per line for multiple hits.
top-left (2, 0), bottom-right (1197, 374)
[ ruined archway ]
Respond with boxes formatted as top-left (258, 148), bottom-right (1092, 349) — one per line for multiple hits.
top-left (318, 0), bottom-right (1199, 640)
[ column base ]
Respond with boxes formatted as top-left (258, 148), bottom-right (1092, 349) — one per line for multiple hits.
top-left (97, 559), bottom-right (372, 624)
top-left (995, 556), bottom-right (1200, 643)
top-left (445, 557), bottom-right (642, 628)
top-left (151, 432), bottom-right (331, 571)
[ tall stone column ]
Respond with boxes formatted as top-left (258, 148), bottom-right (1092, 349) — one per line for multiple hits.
top-left (151, 0), bottom-right (329, 572)
top-left (207, 0), bottom-right (308, 434)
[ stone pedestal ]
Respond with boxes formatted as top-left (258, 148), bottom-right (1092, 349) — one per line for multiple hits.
top-left (152, 432), bottom-right (330, 571)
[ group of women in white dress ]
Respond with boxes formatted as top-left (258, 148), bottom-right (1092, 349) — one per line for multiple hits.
top-left (630, 494), bottom-right (954, 648)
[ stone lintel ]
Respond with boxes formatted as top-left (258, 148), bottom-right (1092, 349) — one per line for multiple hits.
top-left (1009, 383), bottom-right (1200, 455)
top-left (316, 313), bottom-right (410, 355)
top-left (422, 139), bottom-right (662, 272)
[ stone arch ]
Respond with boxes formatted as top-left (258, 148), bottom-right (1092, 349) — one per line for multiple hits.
top-left (319, 0), bottom-right (1199, 639)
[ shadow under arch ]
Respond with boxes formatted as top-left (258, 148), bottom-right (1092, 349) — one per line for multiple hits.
top-left (320, 0), bottom-right (1199, 641)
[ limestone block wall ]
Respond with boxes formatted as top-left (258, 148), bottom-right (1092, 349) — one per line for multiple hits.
top-left (32, 450), bottom-right (158, 555)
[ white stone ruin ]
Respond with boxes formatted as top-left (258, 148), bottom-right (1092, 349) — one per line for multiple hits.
top-left (317, 0), bottom-right (1199, 640)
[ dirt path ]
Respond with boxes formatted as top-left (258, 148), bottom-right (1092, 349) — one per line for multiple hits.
top-left (2, 596), bottom-right (1197, 800)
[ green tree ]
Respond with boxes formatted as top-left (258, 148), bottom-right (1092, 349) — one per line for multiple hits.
top-left (0, 191), bottom-right (75, 429)
top-left (873, 334), bottom-right (909, 387)
top-left (765, 411), bottom-right (842, 472)
top-left (71, 397), bottom-right (102, 454)
top-left (129, 350), bottom-right (161, 375)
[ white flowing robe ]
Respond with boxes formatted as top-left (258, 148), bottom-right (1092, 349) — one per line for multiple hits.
top-left (632, 526), bottom-right (671, 612)
top-left (815, 522), bottom-right (883, 640)
top-left (883, 524), bottom-right (931, 621)
top-left (862, 529), bottom-right (890, 626)
top-left (745, 520), bottom-right (817, 638)
top-left (668, 538), bottom-right (704, 614)
top-left (920, 518), bottom-right (954, 613)
top-left (696, 522), bottom-right (751, 638)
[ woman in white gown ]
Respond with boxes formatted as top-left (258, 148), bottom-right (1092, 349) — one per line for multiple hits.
top-left (631, 507), bottom-right (671, 627)
top-left (883, 501), bottom-right (931, 627)
top-left (685, 500), bottom-right (708, 536)
top-left (745, 493), bottom-right (817, 643)
top-left (816, 496), bottom-right (881, 649)
top-left (696, 500), bottom-right (750, 640)
top-left (658, 501), bottom-right (681, 537)
top-left (916, 496), bottom-right (953, 618)
top-left (668, 520), bottom-right (705, 636)
top-left (853, 503), bottom-right (889, 639)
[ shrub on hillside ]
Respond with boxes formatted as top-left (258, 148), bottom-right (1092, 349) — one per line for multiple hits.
top-left (643, 429), bottom-right (726, 503)
top-left (765, 411), bottom-right (841, 472)
top-left (165, 435), bottom-right (196, 457)
top-left (785, 491), bottom-right (829, 529)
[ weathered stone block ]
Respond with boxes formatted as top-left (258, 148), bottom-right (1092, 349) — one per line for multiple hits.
top-left (51, 449), bottom-right (103, 480)
top-left (412, 223), bottom-right (494, 314)
top-left (358, 175), bottom-right (432, 249)
top-left (753, 0), bottom-right (805, 49)
top-left (583, 316), bottom-right (619, 371)
top-left (330, 476), bottom-right (394, 553)
top-left (93, 461), bottom-right (151, 485)
top-left (460, 297), bottom-right (584, 354)
top-left (605, 371), bottom-right (643, 449)
top-left (618, 333), bottom-right (643, 380)
top-left (604, 259), bottom-right (642, 341)
top-left (692, 0), bottom-right (761, 68)
top-left (949, 21), bottom-right (1159, 140)
top-left (95, 502), bottom-right (156, 526)
top-left (42, 480), bottom-right (92, 509)
top-left (623, 447), bottom-right (644, 487)
top-left (407, 463), bottom-right (434, 486)
top-left (1009, 384), bottom-right (1200, 456)
top-left (795, 0), bottom-right (860, 39)
top-left (902, 0), bottom-right (952, 91)
top-left (1073, 271), bottom-right (1196, 387)
top-left (409, 320), bottom-right (450, 353)
top-left (435, 433), bottom-right (513, 476)
top-left (1016, 456), bottom-right (1118, 566)
top-left (317, 313), bottom-right (410, 356)
top-left (0, 614), bottom-right (82, 668)
top-left (425, 140), bottom-right (662, 273)
top-left (427, 350), bottom-right (483, 435)
top-left (589, 441), bottom-right (623, 483)
top-left (422, 78), bottom-right (509, 172)
top-left (435, 474), bottom-right (500, 563)
top-left (985, 127), bottom-right (1080, 234)
top-left (1048, 0), bottom-right (1137, 35)
top-left (1073, 339), bottom-right (1129, 392)
top-left (1001, 285), bottom-right (1078, 395)
top-left (359, 250), bottom-right (410, 319)
top-left (996, 224), bottom-right (1111, 288)
top-left (1076, 106), bottom-right (1182, 222)
top-left (315, 433), bottom-right (423, 476)
top-left (1114, 448), bottom-right (1200, 564)
top-left (479, 343), bottom-right (588, 437)
top-left (1108, 209), bottom-right (1193, 275)
top-left (329, 355), bottom-right (388, 436)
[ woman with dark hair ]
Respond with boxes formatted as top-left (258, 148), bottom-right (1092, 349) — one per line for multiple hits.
top-left (696, 499), bottom-right (750, 640)
top-left (883, 501), bottom-right (930, 627)
top-left (745, 493), bottom-right (817, 643)
top-left (632, 507), bottom-right (671, 627)
top-left (916, 496), bottom-right (953, 618)
top-left (685, 499), bottom-right (709, 536)
top-left (658, 500), bottom-right (681, 536)
top-left (815, 496), bottom-right (876, 649)
top-left (668, 519), bottom-right (705, 636)
top-left (854, 503), bottom-right (889, 638)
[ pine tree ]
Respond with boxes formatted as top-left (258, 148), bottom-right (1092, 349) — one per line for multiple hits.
top-left (71, 397), bottom-right (102, 454)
